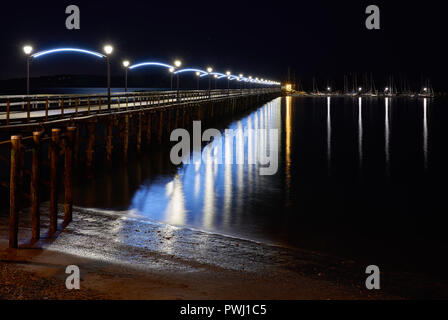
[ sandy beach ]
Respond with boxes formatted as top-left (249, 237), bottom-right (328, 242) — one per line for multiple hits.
top-left (2, 204), bottom-right (445, 300)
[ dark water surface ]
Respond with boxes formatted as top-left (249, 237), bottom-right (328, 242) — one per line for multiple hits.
top-left (73, 96), bottom-right (448, 277)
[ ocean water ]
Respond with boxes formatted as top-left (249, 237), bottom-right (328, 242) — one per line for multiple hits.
top-left (66, 95), bottom-right (448, 278)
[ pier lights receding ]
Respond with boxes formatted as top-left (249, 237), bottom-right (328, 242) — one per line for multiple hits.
top-left (23, 45), bottom-right (33, 96)
top-left (103, 45), bottom-right (114, 110)
top-left (122, 60), bottom-right (130, 92)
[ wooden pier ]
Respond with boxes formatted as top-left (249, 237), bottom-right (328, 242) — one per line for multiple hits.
top-left (0, 88), bottom-right (280, 248)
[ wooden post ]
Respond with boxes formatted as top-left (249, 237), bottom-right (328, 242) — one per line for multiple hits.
top-left (50, 129), bottom-right (61, 236)
top-left (146, 113), bottom-right (152, 145)
top-left (106, 120), bottom-right (113, 165)
top-left (31, 131), bottom-right (42, 241)
top-left (64, 127), bottom-right (76, 226)
top-left (137, 112), bottom-right (142, 153)
top-left (158, 110), bottom-right (164, 143)
top-left (173, 108), bottom-right (179, 129)
top-left (61, 99), bottom-right (64, 118)
top-left (27, 101), bottom-right (31, 123)
top-left (6, 100), bottom-right (10, 125)
top-left (86, 121), bottom-right (96, 169)
top-left (9, 136), bottom-right (21, 248)
top-left (166, 108), bottom-right (171, 133)
top-left (45, 98), bottom-right (49, 121)
top-left (123, 114), bottom-right (129, 162)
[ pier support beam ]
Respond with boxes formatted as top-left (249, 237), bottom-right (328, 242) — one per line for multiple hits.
top-left (64, 127), bottom-right (76, 226)
top-left (137, 112), bottom-right (142, 154)
top-left (86, 121), bottom-right (96, 170)
top-left (50, 128), bottom-right (61, 236)
top-left (106, 120), bottom-right (113, 165)
top-left (9, 135), bottom-right (22, 248)
top-left (158, 110), bottom-right (164, 144)
top-left (123, 114), bottom-right (129, 162)
top-left (31, 131), bottom-right (42, 241)
top-left (146, 113), bottom-right (152, 145)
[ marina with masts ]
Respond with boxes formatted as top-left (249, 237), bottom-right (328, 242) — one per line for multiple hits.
top-left (285, 73), bottom-right (436, 98)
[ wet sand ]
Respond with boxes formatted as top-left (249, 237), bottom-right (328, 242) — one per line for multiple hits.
top-left (0, 204), bottom-right (442, 299)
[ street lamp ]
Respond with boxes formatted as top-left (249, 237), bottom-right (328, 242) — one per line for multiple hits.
top-left (214, 74), bottom-right (218, 89)
top-left (207, 67), bottom-right (213, 98)
top-left (195, 71), bottom-right (200, 90)
top-left (226, 71), bottom-right (231, 95)
top-left (103, 45), bottom-right (114, 111)
top-left (239, 74), bottom-right (244, 91)
top-left (169, 67), bottom-right (175, 90)
top-left (122, 60), bottom-right (130, 92)
top-left (249, 76), bottom-right (252, 92)
top-left (23, 45), bottom-right (33, 96)
top-left (174, 60), bottom-right (182, 100)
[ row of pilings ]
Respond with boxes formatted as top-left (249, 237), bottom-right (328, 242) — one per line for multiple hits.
top-left (1, 91), bottom-right (280, 248)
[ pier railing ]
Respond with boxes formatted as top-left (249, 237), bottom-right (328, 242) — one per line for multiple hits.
top-left (0, 88), bottom-right (279, 126)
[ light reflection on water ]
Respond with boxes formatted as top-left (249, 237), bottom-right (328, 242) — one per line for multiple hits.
top-left (73, 96), bottom-right (448, 274)
top-left (129, 98), bottom-right (284, 243)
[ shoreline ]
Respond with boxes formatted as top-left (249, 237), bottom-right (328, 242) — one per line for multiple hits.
top-left (0, 205), bottom-right (445, 299)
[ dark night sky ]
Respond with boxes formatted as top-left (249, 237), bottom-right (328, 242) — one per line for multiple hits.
top-left (0, 0), bottom-right (447, 90)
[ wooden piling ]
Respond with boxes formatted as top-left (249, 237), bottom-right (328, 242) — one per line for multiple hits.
top-left (86, 121), bottom-right (96, 169)
top-left (31, 131), bottom-right (42, 241)
top-left (146, 113), bottom-right (152, 145)
top-left (9, 136), bottom-right (21, 248)
top-left (137, 112), bottom-right (142, 153)
top-left (64, 127), bottom-right (76, 226)
top-left (50, 128), bottom-right (61, 236)
top-left (158, 110), bottom-right (163, 144)
top-left (123, 114), bottom-right (129, 162)
top-left (106, 120), bottom-right (113, 164)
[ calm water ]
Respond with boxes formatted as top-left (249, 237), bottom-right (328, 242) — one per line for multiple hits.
top-left (73, 96), bottom-right (448, 276)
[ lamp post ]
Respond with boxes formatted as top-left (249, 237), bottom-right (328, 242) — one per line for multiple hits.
top-left (207, 67), bottom-right (213, 98)
top-left (249, 76), bottom-right (252, 93)
top-left (239, 74), bottom-right (243, 93)
top-left (23, 45), bottom-right (33, 96)
top-left (169, 67), bottom-right (175, 90)
top-left (226, 71), bottom-right (231, 95)
top-left (214, 74), bottom-right (218, 89)
top-left (174, 59), bottom-right (182, 101)
top-left (122, 60), bottom-right (130, 93)
top-left (103, 45), bottom-right (113, 111)
top-left (196, 71), bottom-right (200, 90)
